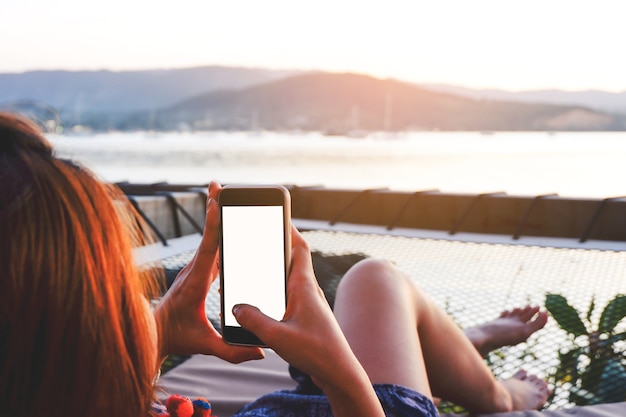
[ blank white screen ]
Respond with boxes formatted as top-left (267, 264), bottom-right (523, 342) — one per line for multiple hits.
top-left (222, 205), bottom-right (286, 326)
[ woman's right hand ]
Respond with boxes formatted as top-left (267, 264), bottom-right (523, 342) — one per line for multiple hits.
top-left (232, 226), bottom-right (385, 417)
top-left (154, 182), bottom-right (264, 364)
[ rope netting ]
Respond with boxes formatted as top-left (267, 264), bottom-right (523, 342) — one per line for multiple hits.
top-left (161, 230), bottom-right (626, 410)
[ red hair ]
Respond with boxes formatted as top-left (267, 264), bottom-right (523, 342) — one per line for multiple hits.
top-left (0, 112), bottom-right (160, 416)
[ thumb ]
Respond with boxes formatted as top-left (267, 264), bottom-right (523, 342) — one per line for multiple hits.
top-left (232, 304), bottom-right (277, 340)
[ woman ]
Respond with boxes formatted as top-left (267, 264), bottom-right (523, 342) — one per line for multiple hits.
top-left (0, 112), bottom-right (548, 417)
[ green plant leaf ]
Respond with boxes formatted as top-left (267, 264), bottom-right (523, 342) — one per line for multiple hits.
top-left (587, 296), bottom-right (596, 324)
top-left (546, 294), bottom-right (588, 337)
top-left (599, 294), bottom-right (626, 334)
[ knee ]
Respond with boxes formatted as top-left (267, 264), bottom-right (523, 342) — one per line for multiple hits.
top-left (336, 258), bottom-right (424, 314)
top-left (338, 258), bottom-right (407, 291)
top-left (346, 257), bottom-right (396, 276)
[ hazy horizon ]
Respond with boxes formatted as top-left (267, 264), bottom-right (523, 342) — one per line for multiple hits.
top-left (3, 65), bottom-right (626, 95)
top-left (4, 0), bottom-right (626, 93)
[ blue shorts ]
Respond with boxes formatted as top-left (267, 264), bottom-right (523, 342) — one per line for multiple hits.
top-left (233, 383), bottom-right (439, 417)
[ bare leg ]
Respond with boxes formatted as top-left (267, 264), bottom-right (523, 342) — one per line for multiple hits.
top-left (465, 306), bottom-right (548, 357)
top-left (333, 259), bottom-right (549, 414)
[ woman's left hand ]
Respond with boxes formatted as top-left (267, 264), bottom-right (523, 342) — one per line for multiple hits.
top-left (154, 182), bottom-right (264, 363)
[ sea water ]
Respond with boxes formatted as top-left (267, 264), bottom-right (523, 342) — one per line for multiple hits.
top-left (48, 130), bottom-right (626, 199)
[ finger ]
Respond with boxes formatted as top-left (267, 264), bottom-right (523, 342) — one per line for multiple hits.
top-left (170, 183), bottom-right (222, 283)
top-left (208, 181), bottom-right (222, 201)
top-left (287, 227), bottom-right (317, 290)
top-left (232, 304), bottom-right (280, 344)
top-left (289, 226), bottom-right (313, 270)
top-left (189, 197), bottom-right (220, 268)
top-left (201, 181), bottom-right (223, 260)
top-left (209, 339), bottom-right (265, 364)
top-left (202, 197), bottom-right (220, 252)
top-left (173, 198), bottom-right (220, 292)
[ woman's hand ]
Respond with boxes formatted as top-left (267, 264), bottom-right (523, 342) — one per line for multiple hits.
top-left (232, 227), bottom-right (385, 417)
top-left (154, 182), bottom-right (264, 363)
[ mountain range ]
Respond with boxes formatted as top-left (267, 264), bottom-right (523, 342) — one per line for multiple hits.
top-left (425, 84), bottom-right (626, 114)
top-left (0, 66), bottom-right (297, 113)
top-left (1, 66), bottom-right (625, 131)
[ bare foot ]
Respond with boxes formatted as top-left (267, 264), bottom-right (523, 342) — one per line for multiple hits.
top-left (499, 370), bottom-right (550, 411)
top-left (465, 306), bottom-right (548, 357)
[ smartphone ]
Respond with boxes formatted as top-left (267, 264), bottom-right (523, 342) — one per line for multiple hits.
top-left (218, 184), bottom-right (291, 346)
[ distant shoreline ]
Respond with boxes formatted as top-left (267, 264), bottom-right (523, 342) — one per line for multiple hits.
top-left (49, 130), bottom-right (626, 199)
top-left (3, 69), bottom-right (626, 133)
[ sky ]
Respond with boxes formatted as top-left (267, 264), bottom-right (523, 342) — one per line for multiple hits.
top-left (3, 0), bottom-right (626, 92)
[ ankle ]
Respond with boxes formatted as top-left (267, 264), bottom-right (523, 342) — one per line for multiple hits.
top-left (482, 383), bottom-right (514, 414)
